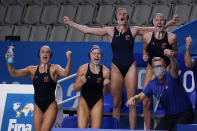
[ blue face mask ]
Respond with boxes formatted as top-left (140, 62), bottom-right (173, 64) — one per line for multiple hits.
top-left (153, 66), bottom-right (166, 79)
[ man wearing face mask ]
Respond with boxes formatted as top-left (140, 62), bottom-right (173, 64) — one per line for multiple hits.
top-left (126, 49), bottom-right (194, 131)
top-left (142, 13), bottom-right (178, 130)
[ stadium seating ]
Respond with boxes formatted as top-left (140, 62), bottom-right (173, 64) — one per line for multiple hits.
top-left (61, 116), bottom-right (119, 129)
top-left (0, 0), bottom-right (196, 41)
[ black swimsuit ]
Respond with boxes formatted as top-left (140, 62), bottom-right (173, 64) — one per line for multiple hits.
top-left (146, 32), bottom-right (172, 66)
top-left (111, 27), bottom-right (135, 77)
top-left (32, 65), bottom-right (57, 113)
top-left (81, 64), bottom-right (104, 110)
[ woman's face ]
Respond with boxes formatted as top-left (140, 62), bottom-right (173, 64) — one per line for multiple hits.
top-left (90, 49), bottom-right (102, 65)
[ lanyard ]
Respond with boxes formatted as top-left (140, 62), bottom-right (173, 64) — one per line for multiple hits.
top-left (154, 80), bottom-right (167, 112)
top-left (156, 80), bottom-right (167, 99)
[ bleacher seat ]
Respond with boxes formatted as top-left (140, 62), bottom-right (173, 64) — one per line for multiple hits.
top-left (29, 25), bottom-right (49, 41)
top-left (79, 0), bottom-right (100, 5)
top-left (100, 0), bottom-right (118, 4)
top-left (176, 0), bottom-right (193, 4)
top-left (140, 0), bottom-right (158, 4)
top-left (166, 25), bottom-right (180, 32)
top-left (135, 35), bottom-right (142, 42)
top-left (1, 0), bottom-right (16, 5)
top-left (57, 4), bottom-right (78, 24)
top-left (93, 4), bottom-right (115, 25)
top-left (102, 35), bottom-right (110, 42)
top-left (104, 92), bottom-right (113, 113)
top-left (130, 4), bottom-right (152, 25)
top-left (75, 4), bottom-right (96, 25)
top-left (101, 117), bottom-right (119, 129)
top-left (119, 0), bottom-right (136, 4)
top-left (189, 4), bottom-right (197, 22)
top-left (13, 25), bottom-right (31, 41)
top-left (66, 27), bottom-right (85, 42)
top-left (32, 0), bottom-right (49, 5)
top-left (158, 0), bottom-right (176, 5)
top-left (0, 4), bottom-right (7, 25)
top-left (0, 25), bottom-right (13, 41)
top-left (171, 4), bottom-right (192, 25)
top-left (16, 0), bottom-right (32, 6)
top-left (22, 4), bottom-right (43, 25)
top-left (5, 4), bottom-right (23, 25)
top-left (40, 4), bottom-right (59, 25)
top-left (84, 34), bottom-right (103, 42)
top-left (61, 116), bottom-right (119, 129)
top-left (48, 25), bottom-right (68, 41)
top-left (61, 116), bottom-right (78, 128)
top-left (149, 4), bottom-right (171, 25)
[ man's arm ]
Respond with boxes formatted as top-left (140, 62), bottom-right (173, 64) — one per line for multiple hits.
top-left (55, 51), bottom-right (72, 77)
top-left (184, 36), bottom-right (195, 69)
top-left (126, 92), bottom-right (146, 107)
top-left (164, 49), bottom-right (179, 79)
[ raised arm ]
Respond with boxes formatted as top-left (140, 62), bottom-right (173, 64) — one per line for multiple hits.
top-left (164, 49), bottom-right (179, 79)
top-left (164, 14), bottom-right (179, 29)
top-left (5, 51), bottom-right (31, 78)
top-left (103, 66), bottom-right (111, 95)
top-left (73, 65), bottom-right (87, 92)
top-left (55, 51), bottom-right (72, 77)
top-left (63, 16), bottom-right (110, 36)
top-left (132, 14), bottom-right (179, 36)
top-left (169, 33), bottom-right (178, 56)
top-left (184, 36), bottom-right (195, 69)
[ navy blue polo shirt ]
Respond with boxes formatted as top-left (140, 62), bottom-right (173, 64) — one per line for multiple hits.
top-left (143, 71), bottom-right (192, 115)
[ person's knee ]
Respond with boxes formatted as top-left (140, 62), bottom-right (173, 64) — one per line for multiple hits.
top-left (41, 125), bottom-right (51, 131)
top-left (143, 99), bottom-right (151, 109)
top-left (113, 99), bottom-right (122, 109)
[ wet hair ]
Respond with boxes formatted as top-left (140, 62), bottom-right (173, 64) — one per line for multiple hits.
top-left (38, 45), bottom-right (53, 58)
top-left (152, 57), bottom-right (166, 68)
top-left (88, 45), bottom-right (103, 58)
top-left (115, 8), bottom-right (129, 21)
top-left (152, 13), bottom-right (166, 25)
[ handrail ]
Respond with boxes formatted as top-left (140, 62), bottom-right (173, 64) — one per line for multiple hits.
top-left (57, 73), bottom-right (77, 83)
top-left (58, 94), bottom-right (80, 105)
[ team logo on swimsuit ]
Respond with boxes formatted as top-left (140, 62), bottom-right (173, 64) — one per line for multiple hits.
top-left (97, 77), bottom-right (102, 83)
top-left (125, 35), bottom-right (130, 40)
top-left (44, 76), bottom-right (49, 82)
top-left (162, 43), bottom-right (167, 49)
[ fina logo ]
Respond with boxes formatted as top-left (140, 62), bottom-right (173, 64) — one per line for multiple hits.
top-left (8, 102), bottom-right (34, 131)
top-left (2, 94), bottom-right (34, 131)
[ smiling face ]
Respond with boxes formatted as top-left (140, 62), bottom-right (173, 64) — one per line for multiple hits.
top-left (90, 49), bottom-right (102, 65)
top-left (153, 14), bottom-right (165, 32)
top-left (39, 46), bottom-right (51, 64)
top-left (116, 8), bottom-right (128, 25)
